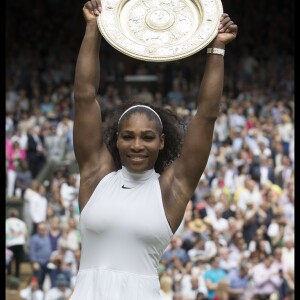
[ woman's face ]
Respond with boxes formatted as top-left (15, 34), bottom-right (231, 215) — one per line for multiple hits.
top-left (117, 113), bottom-right (164, 173)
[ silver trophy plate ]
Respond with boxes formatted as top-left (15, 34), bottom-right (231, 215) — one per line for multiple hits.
top-left (97, 0), bottom-right (223, 62)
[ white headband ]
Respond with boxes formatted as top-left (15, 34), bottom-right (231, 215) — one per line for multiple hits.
top-left (118, 105), bottom-right (163, 129)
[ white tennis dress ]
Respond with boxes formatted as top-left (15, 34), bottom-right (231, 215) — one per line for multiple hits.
top-left (69, 166), bottom-right (173, 300)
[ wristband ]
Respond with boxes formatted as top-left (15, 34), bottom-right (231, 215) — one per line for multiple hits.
top-left (207, 48), bottom-right (225, 56)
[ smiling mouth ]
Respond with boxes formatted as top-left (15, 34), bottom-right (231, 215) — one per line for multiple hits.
top-left (129, 156), bottom-right (147, 161)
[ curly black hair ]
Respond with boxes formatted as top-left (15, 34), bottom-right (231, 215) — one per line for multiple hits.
top-left (103, 100), bottom-right (185, 174)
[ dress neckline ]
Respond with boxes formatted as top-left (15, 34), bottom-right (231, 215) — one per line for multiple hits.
top-left (120, 166), bottom-right (155, 182)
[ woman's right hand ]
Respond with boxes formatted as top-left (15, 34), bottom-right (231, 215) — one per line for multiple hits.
top-left (83, 0), bottom-right (102, 22)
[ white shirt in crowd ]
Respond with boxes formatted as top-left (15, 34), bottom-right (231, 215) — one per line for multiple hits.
top-left (6, 217), bottom-right (28, 248)
top-left (19, 286), bottom-right (44, 300)
top-left (29, 192), bottom-right (48, 224)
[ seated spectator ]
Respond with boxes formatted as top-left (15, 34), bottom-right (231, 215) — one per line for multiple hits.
top-left (192, 178), bottom-right (210, 209)
top-left (23, 180), bottom-right (40, 235)
top-left (197, 193), bottom-right (218, 225)
top-left (204, 256), bottom-right (227, 300)
top-left (44, 124), bottom-right (66, 162)
top-left (47, 190), bottom-right (66, 218)
top-left (236, 179), bottom-right (262, 213)
top-left (228, 237), bottom-right (250, 269)
top-left (275, 155), bottom-right (293, 189)
top-left (56, 112), bottom-right (74, 160)
top-left (48, 238), bottom-right (76, 287)
top-left (218, 247), bottom-right (237, 273)
top-left (225, 209), bottom-right (245, 244)
top-left (211, 203), bottom-right (229, 235)
top-left (159, 273), bottom-right (174, 300)
top-left (14, 160), bottom-right (32, 199)
top-left (227, 262), bottom-right (249, 300)
top-left (242, 198), bottom-right (266, 246)
top-left (29, 184), bottom-right (48, 235)
top-left (281, 236), bottom-right (294, 275)
top-left (44, 273), bottom-right (72, 300)
top-left (29, 221), bottom-right (53, 289)
top-left (179, 268), bottom-right (208, 300)
top-left (161, 236), bottom-right (189, 271)
top-left (48, 216), bottom-right (63, 252)
top-left (213, 279), bottom-right (229, 300)
top-left (248, 227), bottom-right (272, 256)
top-left (60, 174), bottom-right (79, 211)
top-left (187, 235), bottom-right (211, 265)
top-left (250, 254), bottom-right (281, 299)
top-left (267, 212), bottom-right (288, 250)
top-left (19, 276), bottom-right (44, 300)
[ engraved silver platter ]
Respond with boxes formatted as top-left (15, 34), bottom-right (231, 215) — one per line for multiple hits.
top-left (97, 0), bottom-right (223, 62)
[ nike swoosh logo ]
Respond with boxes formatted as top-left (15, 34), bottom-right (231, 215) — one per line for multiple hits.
top-left (122, 185), bottom-right (133, 189)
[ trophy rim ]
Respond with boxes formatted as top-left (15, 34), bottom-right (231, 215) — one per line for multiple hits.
top-left (97, 0), bottom-right (223, 62)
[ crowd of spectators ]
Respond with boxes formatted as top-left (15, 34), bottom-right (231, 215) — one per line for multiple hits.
top-left (6, 0), bottom-right (294, 299)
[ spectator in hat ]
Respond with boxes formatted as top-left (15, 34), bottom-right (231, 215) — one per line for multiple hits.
top-left (6, 276), bottom-right (21, 300)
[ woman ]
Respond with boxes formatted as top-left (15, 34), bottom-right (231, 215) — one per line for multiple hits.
top-left (213, 279), bottom-right (230, 300)
top-left (6, 139), bottom-right (27, 198)
top-left (70, 0), bottom-right (238, 299)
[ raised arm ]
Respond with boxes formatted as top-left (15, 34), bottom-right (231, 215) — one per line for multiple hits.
top-left (179, 13), bottom-right (237, 185)
top-left (73, 0), bottom-right (115, 210)
top-left (161, 14), bottom-right (238, 232)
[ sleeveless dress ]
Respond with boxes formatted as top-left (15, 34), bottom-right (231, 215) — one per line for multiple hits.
top-left (69, 167), bottom-right (173, 300)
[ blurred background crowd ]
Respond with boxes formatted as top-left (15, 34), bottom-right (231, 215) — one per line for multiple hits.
top-left (6, 0), bottom-right (294, 299)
